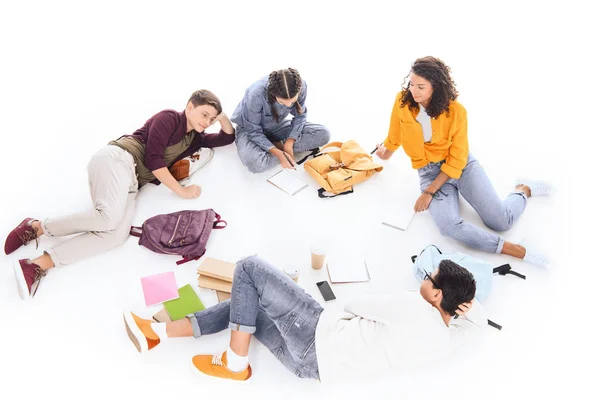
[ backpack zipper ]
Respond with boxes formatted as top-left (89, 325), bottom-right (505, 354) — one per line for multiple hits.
top-left (180, 216), bottom-right (193, 246)
top-left (168, 215), bottom-right (182, 246)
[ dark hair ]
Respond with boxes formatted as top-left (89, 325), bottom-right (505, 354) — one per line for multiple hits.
top-left (267, 68), bottom-right (303, 122)
top-left (435, 259), bottom-right (476, 316)
top-left (188, 89), bottom-right (222, 115)
top-left (400, 56), bottom-right (459, 119)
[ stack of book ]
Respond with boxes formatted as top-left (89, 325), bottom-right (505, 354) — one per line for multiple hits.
top-left (197, 257), bottom-right (235, 302)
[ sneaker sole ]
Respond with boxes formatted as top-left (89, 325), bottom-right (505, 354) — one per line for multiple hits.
top-left (189, 359), bottom-right (253, 384)
top-left (122, 312), bottom-right (149, 353)
top-left (13, 261), bottom-right (30, 301)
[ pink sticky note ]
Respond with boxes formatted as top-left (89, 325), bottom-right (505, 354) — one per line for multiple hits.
top-left (140, 271), bottom-right (179, 307)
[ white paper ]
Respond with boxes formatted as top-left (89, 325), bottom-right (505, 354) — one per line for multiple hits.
top-left (326, 257), bottom-right (371, 283)
top-left (382, 210), bottom-right (415, 231)
top-left (267, 169), bottom-right (308, 196)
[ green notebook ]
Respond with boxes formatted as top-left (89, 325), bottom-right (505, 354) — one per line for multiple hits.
top-left (163, 284), bottom-right (205, 320)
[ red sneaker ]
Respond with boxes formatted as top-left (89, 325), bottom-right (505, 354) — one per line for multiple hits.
top-left (13, 259), bottom-right (46, 300)
top-left (4, 218), bottom-right (40, 255)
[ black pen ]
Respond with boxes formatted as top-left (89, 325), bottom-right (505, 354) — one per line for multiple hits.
top-left (371, 142), bottom-right (383, 155)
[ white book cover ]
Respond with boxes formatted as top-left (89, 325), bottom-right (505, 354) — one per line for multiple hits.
top-left (326, 257), bottom-right (371, 283)
top-left (267, 169), bottom-right (308, 196)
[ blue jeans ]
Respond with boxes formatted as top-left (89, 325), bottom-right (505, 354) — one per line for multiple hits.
top-left (235, 121), bottom-right (330, 173)
top-left (418, 154), bottom-right (527, 254)
top-left (188, 256), bottom-right (323, 380)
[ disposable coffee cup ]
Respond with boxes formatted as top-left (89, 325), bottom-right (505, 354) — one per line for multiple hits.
top-left (310, 245), bottom-right (326, 270)
top-left (283, 266), bottom-right (299, 282)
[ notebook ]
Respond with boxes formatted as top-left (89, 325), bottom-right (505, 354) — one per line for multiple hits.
top-left (163, 284), bottom-right (205, 321)
top-left (152, 308), bottom-right (173, 323)
top-left (196, 257), bottom-right (235, 282)
top-left (267, 169), bottom-right (308, 196)
top-left (198, 275), bottom-right (232, 293)
top-left (216, 290), bottom-right (231, 302)
top-left (140, 271), bottom-right (179, 307)
top-left (382, 210), bottom-right (416, 231)
top-left (326, 258), bottom-right (371, 283)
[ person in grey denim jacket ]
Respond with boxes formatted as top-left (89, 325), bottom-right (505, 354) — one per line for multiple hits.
top-left (231, 68), bottom-right (330, 173)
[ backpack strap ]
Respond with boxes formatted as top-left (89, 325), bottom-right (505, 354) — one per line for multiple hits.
top-left (296, 148), bottom-right (321, 165)
top-left (493, 263), bottom-right (526, 280)
top-left (130, 226), bottom-right (143, 238)
top-left (410, 245), bottom-right (442, 263)
top-left (487, 319), bottom-right (502, 330)
top-left (176, 249), bottom-right (206, 265)
top-left (317, 188), bottom-right (354, 198)
top-left (213, 212), bottom-right (227, 229)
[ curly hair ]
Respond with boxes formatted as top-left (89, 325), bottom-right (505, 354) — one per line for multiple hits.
top-left (435, 259), bottom-right (476, 316)
top-left (267, 68), bottom-right (303, 122)
top-left (400, 56), bottom-right (459, 119)
top-left (188, 89), bottom-right (222, 115)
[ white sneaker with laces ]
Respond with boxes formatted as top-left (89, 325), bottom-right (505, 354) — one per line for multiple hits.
top-left (519, 239), bottom-right (551, 270)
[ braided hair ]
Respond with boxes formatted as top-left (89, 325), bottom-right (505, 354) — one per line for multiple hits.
top-left (400, 56), bottom-right (459, 119)
top-left (267, 68), bottom-right (303, 122)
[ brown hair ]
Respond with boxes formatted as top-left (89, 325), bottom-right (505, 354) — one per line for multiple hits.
top-left (188, 89), bottom-right (222, 115)
top-left (267, 68), bottom-right (303, 122)
top-left (400, 56), bottom-right (459, 119)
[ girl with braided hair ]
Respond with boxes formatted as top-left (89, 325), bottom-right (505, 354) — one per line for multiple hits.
top-left (231, 68), bottom-right (330, 173)
top-left (376, 56), bottom-right (553, 269)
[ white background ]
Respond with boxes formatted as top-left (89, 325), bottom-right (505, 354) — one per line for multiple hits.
top-left (0, 1), bottom-right (597, 399)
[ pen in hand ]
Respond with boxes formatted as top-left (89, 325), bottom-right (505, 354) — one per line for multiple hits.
top-left (371, 142), bottom-right (384, 155)
top-left (283, 152), bottom-right (296, 170)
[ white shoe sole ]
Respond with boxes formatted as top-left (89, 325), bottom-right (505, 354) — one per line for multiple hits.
top-left (190, 358), bottom-right (253, 384)
top-left (122, 311), bottom-right (149, 353)
top-left (13, 261), bottom-right (30, 301)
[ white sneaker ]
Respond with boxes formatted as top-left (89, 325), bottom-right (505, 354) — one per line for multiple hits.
top-left (514, 179), bottom-right (553, 197)
top-left (519, 239), bottom-right (551, 270)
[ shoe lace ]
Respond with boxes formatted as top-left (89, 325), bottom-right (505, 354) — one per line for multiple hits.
top-left (211, 354), bottom-right (224, 366)
top-left (30, 267), bottom-right (47, 298)
top-left (18, 227), bottom-right (39, 250)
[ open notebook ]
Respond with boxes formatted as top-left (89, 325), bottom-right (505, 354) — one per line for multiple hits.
top-left (267, 169), bottom-right (308, 196)
top-left (382, 209), bottom-right (415, 231)
top-left (377, 163), bottom-right (421, 231)
top-left (326, 257), bottom-right (371, 283)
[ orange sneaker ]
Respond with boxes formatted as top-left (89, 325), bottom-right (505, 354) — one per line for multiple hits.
top-left (122, 311), bottom-right (160, 353)
top-left (191, 351), bottom-right (253, 383)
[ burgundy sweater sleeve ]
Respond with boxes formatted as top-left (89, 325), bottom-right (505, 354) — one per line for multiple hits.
top-left (144, 112), bottom-right (180, 171)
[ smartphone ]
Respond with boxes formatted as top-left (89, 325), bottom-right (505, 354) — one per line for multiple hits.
top-left (316, 281), bottom-right (336, 302)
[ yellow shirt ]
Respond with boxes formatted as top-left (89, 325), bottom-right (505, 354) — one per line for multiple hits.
top-left (383, 92), bottom-right (469, 179)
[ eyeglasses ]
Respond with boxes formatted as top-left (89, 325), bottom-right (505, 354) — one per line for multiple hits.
top-left (424, 271), bottom-right (439, 289)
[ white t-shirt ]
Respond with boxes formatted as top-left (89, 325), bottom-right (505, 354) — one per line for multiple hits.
top-left (314, 291), bottom-right (487, 384)
top-left (416, 104), bottom-right (433, 142)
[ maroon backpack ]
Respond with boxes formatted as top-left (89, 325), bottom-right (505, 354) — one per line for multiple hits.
top-left (130, 209), bottom-right (227, 265)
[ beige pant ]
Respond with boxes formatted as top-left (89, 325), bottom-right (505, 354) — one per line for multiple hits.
top-left (42, 145), bottom-right (138, 266)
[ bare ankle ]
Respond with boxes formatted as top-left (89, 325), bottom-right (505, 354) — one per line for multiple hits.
top-left (32, 220), bottom-right (44, 237)
top-left (515, 184), bottom-right (531, 198)
top-left (501, 241), bottom-right (526, 259)
top-left (32, 253), bottom-right (54, 271)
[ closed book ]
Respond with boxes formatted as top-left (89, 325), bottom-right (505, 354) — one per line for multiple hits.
top-left (163, 284), bottom-right (205, 321)
top-left (197, 274), bottom-right (232, 293)
top-left (152, 308), bottom-right (173, 323)
top-left (216, 290), bottom-right (231, 302)
top-left (196, 257), bottom-right (235, 283)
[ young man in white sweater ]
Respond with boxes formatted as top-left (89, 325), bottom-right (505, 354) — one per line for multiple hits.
top-left (123, 255), bottom-right (486, 383)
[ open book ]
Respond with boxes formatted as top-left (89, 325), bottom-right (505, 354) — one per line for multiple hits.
top-left (326, 257), bottom-right (371, 283)
top-left (267, 169), bottom-right (308, 196)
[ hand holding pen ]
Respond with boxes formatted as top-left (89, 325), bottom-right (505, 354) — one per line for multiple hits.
top-left (371, 142), bottom-right (394, 160)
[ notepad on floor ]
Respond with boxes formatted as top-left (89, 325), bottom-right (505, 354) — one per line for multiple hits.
top-left (140, 271), bottom-right (179, 307)
top-left (382, 210), bottom-right (416, 231)
top-left (267, 169), bottom-right (308, 195)
top-left (326, 258), bottom-right (371, 283)
top-left (163, 284), bottom-right (205, 321)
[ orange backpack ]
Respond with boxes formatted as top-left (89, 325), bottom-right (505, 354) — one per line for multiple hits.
top-left (303, 141), bottom-right (383, 198)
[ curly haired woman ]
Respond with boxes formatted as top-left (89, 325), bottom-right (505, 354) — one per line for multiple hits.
top-left (231, 68), bottom-right (330, 173)
top-left (376, 56), bottom-right (552, 269)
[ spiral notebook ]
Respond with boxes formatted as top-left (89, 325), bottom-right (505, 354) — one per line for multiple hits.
top-left (267, 169), bottom-right (308, 196)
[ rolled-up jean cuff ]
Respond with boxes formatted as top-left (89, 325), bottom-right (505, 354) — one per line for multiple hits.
top-left (228, 321), bottom-right (256, 334)
top-left (509, 190), bottom-right (528, 204)
top-left (495, 237), bottom-right (505, 254)
top-left (187, 314), bottom-right (202, 338)
top-left (41, 218), bottom-right (56, 237)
